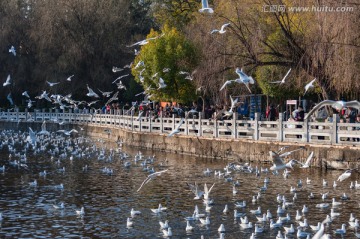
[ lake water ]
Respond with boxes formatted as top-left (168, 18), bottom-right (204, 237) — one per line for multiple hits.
top-left (0, 131), bottom-right (359, 238)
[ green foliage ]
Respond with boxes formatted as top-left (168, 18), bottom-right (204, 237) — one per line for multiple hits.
top-left (131, 25), bottom-right (199, 103)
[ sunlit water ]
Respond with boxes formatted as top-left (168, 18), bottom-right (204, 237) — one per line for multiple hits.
top-left (0, 136), bottom-right (359, 238)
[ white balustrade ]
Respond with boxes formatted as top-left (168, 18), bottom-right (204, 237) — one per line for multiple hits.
top-left (0, 110), bottom-right (359, 146)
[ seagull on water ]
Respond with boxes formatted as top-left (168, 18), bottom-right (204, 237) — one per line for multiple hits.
top-left (137, 169), bottom-right (169, 192)
top-left (304, 100), bottom-right (360, 119)
top-left (211, 23), bottom-right (230, 34)
top-left (199, 0), bottom-right (214, 13)
top-left (269, 68), bottom-right (291, 85)
top-left (76, 207), bottom-right (85, 216)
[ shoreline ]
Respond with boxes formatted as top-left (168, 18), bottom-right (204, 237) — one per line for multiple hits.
top-left (1, 121), bottom-right (359, 170)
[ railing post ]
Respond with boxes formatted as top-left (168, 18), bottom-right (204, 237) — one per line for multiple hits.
top-left (278, 113), bottom-right (283, 142)
top-left (160, 113), bottom-right (164, 133)
top-left (172, 114), bottom-right (175, 132)
top-left (185, 117), bottom-right (189, 135)
top-left (131, 113), bottom-right (134, 131)
top-left (198, 114), bottom-right (202, 137)
top-left (254, 112), bottom-right (259, 140)
top-left (149, 112), bottom-right (152, 132)
top-left (139, 114), bottom-right (142, 132)
top-left (332, 113), bottom-right (338, 144)
top-left (233, 112), bottom-right (237, 139)
top-left (214, 119), bottom-right (219, 138)
top-left (303, 115), bottom-right (309, 142)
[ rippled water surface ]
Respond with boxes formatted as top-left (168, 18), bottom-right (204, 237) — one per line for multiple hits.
top-left (0, 135), bottom-right (359, 238)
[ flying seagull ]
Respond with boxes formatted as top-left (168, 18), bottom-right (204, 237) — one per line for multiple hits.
top-left (86, 85), bottom-right (99, 98)
top-left (337, 169), bottom-right (357, 182)
top-left (9, 46), bottom-right (16, 56)
top-left (299, 151), bottom-right (314, 168)
top-left (235, 68), bottom-right (255, 93)
top-left (304, 78), bottom-right (316, 95)
top-left (179, 70), bottom-right (196, 81)
top-left (199, 0), bottom-right (214, 13)
top-left (269, 68), bottom-right (291, 84)
top-left (211, 23), bottom-right (230, 34)
top-left (112, 74), bottom-right (129, 84)
top-left (168, 118), bottom-right (185, 137)
top-left (137, 169), bottom-right (169, 192)
top-left (304, 100), bottom-right (360, 120)
top-left (127, 34), bottom-right (164, 48)
top-left (3, 74), bottom-right (11, 87)
top-left (46, 81), bottom-right (60, 87)
top-left (21, 91), bottom-right (30, 98)
top-left (158, 77), bottom-right (167, 89)
top-left (98, 89), bottom-right (113, 98)
top-left (112, 66), bottom-right (123, 73)
top-left (269, 147), bottom-right (304, 171)
top-left (66, 75), bottom-right (74, 81)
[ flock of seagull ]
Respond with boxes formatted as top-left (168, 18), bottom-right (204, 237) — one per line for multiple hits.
top-left (0, 124), bottom-right (360, 238)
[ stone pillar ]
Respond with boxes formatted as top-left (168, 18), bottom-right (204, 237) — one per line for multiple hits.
top-left (278, 113), bottom-right (283, 142)
top-left (303, 115), bottom-right (309, 143)
top-left (254, 112), bottom-right (260, 140)
top-left (198, 113), bottom-right (202, 137)
top-left (233, 112), bottom-right (238, 139)
top-left (332, 113), bottom-right (338, 144)
top-left (214, 119), bottom-right (219, 138)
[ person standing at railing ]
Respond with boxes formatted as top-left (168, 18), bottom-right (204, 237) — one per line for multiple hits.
top-left (266, 104), bottom-right (277, 121)
top-left (346, 107), bottom-right (357, 123)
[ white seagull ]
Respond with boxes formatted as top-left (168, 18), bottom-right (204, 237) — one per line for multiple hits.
top-left (112, 74), bottom-right (129, 84)
top-left (269, 68), bottom-right (291, 84)
top-left (3, 74), bottom-right (11, 86)
top-left (299, 151), bottom-right (314, 168)
top-left (86, 85), bottom-right (99, 98)
top-left (199, 0), bottom-right (214, 13)
top-left (66, 75), bottom-right (74, 81)
top-left (167, 118), bottom-right (185, 137)
top-left (9, 45), bottom-right (16, 56)
top-left (304, 78), bottom-right (316, 95)
top-left (137, 169), bottom-right (169, 192)
top-left (337, 169), bottom-right (356, 182)
top-left (46, 81), bottom-right (60, 87)
top-left (22, 91), bottom-right (30, 98)
top-left (158, 77), bottom-right (167, 89)
top-left (304, 100), bottom-right (360, 119)
top-left (127, 34), bottom-right (164, 47)
top-left (235, 68), bottom-right (255, 93)
top-left (112, 66), bottom-right (123, 72)
top-left (211, 23), bottom-right (230, 34)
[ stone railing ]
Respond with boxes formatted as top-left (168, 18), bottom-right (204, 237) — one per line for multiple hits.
top-left (1, 109), bottom-right (359, 146)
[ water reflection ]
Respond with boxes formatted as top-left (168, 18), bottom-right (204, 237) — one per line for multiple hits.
top-left (0, 141), bottom-right (359, 238)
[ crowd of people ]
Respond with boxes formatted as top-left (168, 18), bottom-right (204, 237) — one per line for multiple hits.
top-left (98, 101), bottom-right (360, 125)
